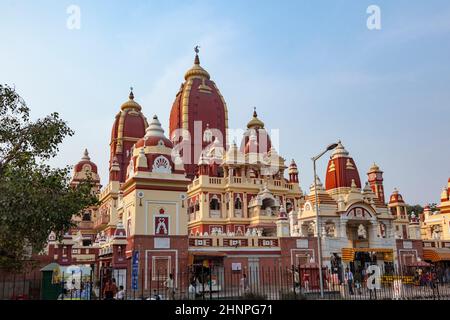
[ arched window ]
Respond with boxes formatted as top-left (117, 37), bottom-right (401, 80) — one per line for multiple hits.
top-left (234, 196), bottom-right (242, 210)
top-left (82, 211), bottom-right (91, 221)
top-left (210, 196), bottom-right (220, 210)
top-left (286, 200), bottom-right (293, 212)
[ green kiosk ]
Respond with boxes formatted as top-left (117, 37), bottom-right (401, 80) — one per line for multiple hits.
top-left (40, 263), bottom-right (62, 300)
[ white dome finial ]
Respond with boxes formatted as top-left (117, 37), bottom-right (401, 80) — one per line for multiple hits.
top-left (145, 115), bottom-right (165, 138)
top-left (82, 148), bottom-right (90, 161)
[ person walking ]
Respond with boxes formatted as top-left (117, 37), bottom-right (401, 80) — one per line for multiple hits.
top-left (344, 268), bottom-right (354, 296)
top-left (294, 268), bottom-right (300, 292)
top-left (354, 269), bottom-right (362, 295)
top-left (115, 285), bottom-right (125, 300)
top-left (445, 267), bottom-right (450, 283)
top-left (240, 273), bottom-right (250, 295)
top-left (164, 274), bottom-right (175, 300)
top-left (103, 279), bottom-right (117, 300)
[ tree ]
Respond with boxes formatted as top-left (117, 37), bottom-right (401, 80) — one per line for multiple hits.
top-left (0, 84), bottom-right (97, 271)
top-left (406, 203), bottom-right (440, 217)
top-left (406, 204), bottom-right (424, 217)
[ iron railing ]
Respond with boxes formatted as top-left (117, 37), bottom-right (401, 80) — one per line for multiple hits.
top-left (1, 266), bottom-right (449, 300)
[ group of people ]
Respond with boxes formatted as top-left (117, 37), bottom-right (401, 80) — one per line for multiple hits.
top-left (413, 268), bottom-right (440, 288)
top-left (344, 267), bottom-right (367, 295)
top-left (102, 278), bottom-right (125, 300)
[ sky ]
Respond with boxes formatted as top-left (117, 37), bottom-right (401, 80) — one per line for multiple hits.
top-left (1, 0), bottom-right (449, 205)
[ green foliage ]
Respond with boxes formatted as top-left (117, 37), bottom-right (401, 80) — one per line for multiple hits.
top-left (406, 203), bottom-right (440, 217)
top-left (0, 84), bottom-right (97, 271)
top-left (406, 204), bottom-right (424, 216)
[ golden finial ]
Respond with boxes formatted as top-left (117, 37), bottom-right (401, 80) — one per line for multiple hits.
top-left (253, 107), bottom-right (257, 118)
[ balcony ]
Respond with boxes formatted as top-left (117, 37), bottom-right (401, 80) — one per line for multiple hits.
top-left (93, 214), bottom-right (110, 229)
top-left (77, 220), bottom-right (94, 230)
top-left (188, 176), bottom-right (296, 192)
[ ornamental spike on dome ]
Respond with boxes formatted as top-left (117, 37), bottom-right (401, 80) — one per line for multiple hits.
top-left (247, 107), bottom-right (265, 129)
top-left (184, 45), bottom-right (210, 80)
top-left (120, 87), bottom-right (142, 111)
top-left (145, 115), bottom-right (165, 138)
top-left (82, 148), bottom-right (90, 161)
top-left (331, 140), bottom-right (349, 159)
top-left (369, 162), bottom-right (380, 172)
top-left (129, 86), bottom-right (134, 100)
top-left (289, 159), bottom-right (298, 174)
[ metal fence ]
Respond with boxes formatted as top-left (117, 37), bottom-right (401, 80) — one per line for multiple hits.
top-left (1, 266), bottom-right (450, 300)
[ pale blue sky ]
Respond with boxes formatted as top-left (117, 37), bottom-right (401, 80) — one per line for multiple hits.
top-left (1, 0), bottom-right (449, 205)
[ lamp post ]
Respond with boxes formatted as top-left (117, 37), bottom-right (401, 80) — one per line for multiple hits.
top-left (312, 142), bottom-right (339, 298)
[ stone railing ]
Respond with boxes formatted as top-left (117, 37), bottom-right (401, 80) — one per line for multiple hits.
top-left (209, 210), bottom-right (221, 218)
top-left (189, 176), bottom-right (296, 191)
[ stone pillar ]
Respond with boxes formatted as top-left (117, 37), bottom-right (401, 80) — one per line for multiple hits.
top-left (340, 220), bottom-right (347, 238)
top-left (369, 220), bottom-right (378, 246)
top-left (276, 219), bottom-right (290, 237)
top-left (288, 211), bottom-right (296, 236)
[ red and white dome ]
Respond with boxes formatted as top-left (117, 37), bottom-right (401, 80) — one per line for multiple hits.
top-left (71, 149), bottom-right (100, 185)
top-left (389, 188), bottom-right (405, 204)
top-left (325, 141), bottom-right (361, 191)
top-left (109, 89), bottom-right (148, 182)
top-left (169, 52), bottom-right (228, 179)
top-left (126, 115), bottom-right (185, 180)
top-left (288, 159), bottom-right (298, 175)
top-left (241, 109), bottom-right (272, 154)
top-left (135, 115), bottom-right (173, 149)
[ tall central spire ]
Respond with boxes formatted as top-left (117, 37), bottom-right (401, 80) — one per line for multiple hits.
top-left (170, 47), bottom-right (229, 179)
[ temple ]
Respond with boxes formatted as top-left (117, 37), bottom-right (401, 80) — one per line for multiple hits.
top-left (44, 50), bottom-right (450, 292)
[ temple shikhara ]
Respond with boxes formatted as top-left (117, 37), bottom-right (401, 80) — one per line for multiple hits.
top-left (44, 50), bottom-right (450, 292)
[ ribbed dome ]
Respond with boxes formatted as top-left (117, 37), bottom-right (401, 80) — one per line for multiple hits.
top-left (241, 109), bottom-right (271, 154)
top-left (145, 115), bottom-right (165, 138)
top-left (136, 115), bottom-right (173, 148)
top-left (369, 162), bottom-right (381, 172)
top-left (288, 159), bottom-right (298, 174)
top-left (331, 141), bottom-right (349, 159)
top-left (120, 90), bottom-right (142, 111)
top-left (169, 50), bottom-right (228, 179)
top-left (184, 54), bottom-right (210, 80)
top-left (74, 149), bottom-right (98, 174)
top-left (389, 188), bottom-right (405, 204)
top-left (247, 108), bottom-right (265, 129)
top-left (109, 89), bottom-right (148, 183)
top-left (71, 149), bottom-right (100, 185)
top-left (325, 141), bottom-right (361, 190)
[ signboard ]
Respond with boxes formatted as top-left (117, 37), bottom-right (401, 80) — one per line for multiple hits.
top-left (296, 239), bottom-right (308, 249)
top-left (154, 237), bottom-right (170, 249)
top-left (131, 251), bottom-right (139, 291)
top-left (403, 241), bottom-right (413, 249)
top-left (231, 263), bottom-right (242, 271)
